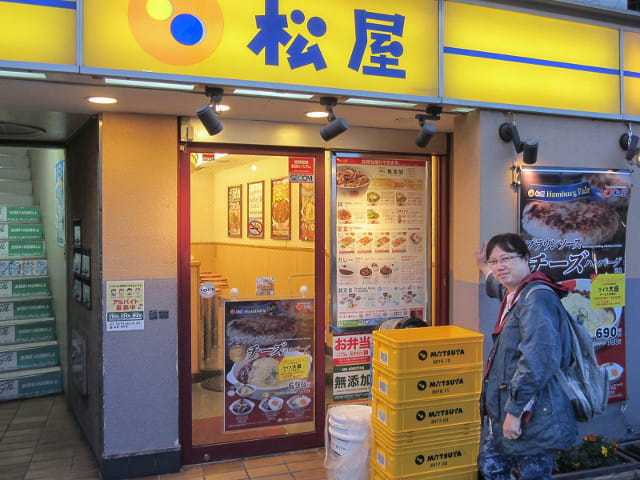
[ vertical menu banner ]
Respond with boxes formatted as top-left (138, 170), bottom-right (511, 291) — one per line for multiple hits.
top-left (519, 167), bottom-right (631, 402)
top-left (332, 157), bottom-right (427, 331)
top-left (223, 298), bottom-right (315, 432)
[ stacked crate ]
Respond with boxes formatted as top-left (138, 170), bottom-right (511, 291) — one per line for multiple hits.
top-left (370, 326), bottom-right (484, 480)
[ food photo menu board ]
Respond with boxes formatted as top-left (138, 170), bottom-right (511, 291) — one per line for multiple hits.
top-left (519, 167), bottom-right (631, 403)
top-left (332, 156), bottom-right (428, 331)
top-left (223, 298), bottom-right (315, 432)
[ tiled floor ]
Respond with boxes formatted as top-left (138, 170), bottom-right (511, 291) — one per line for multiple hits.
top-left (0, 395), bottom-right (329, 480)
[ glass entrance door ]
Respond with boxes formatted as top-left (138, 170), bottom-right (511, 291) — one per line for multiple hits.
top-left (179, 146), bottom-right (325, 464)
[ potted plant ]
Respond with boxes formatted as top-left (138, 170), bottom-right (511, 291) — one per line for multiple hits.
top-left (554, 434), bottom-right (638, 479)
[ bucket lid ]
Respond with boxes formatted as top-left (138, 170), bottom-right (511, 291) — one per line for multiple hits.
top-left (329, 405), bottom-right (372, 428)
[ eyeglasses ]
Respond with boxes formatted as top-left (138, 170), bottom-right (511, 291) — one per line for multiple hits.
top-left (486, 254), bottom-right (522, 267)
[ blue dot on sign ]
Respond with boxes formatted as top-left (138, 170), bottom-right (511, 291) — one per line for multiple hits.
top-left (170, 14), bottom-right (205, 46)
top-left (291, 9), bottom-right (305, 24)
top-left (308, 17), bottom-right (327, 37)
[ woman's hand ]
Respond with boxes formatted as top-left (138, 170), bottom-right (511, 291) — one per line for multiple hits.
top-left (476, 242), bottom-right (492, 277)
top-left (503, 413), bottom-right (522, 440)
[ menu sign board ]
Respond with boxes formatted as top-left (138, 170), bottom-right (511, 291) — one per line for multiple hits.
top-left (223, 298), bottom-right (315, 432)
top-left (333, 157), bottom-right (427, 330)
top-left (519, 168), bottom-right (631, 402)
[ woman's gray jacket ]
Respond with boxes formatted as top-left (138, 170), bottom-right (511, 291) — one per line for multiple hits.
top-left (482, 274), bottom-right (578, 455)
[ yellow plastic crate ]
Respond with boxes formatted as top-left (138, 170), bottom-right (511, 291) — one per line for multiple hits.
top-left (372, 425), bottom-right (480, 477)
top-left (372, 360), bottom-right (483, 403)
top-left (373, 326), bottom-right (483, 372)
top-left (373, 422), bottom-right (481, 447)
top-left (371, 464), bottom-right (479, 480)
top-left (371, 391), bottom-right (481, 433)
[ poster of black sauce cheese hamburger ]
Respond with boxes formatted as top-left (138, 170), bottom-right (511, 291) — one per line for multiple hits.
top-left (223, 299), bottom-right (315, 431)
top-left (519, 167), bottom-right (631, 402)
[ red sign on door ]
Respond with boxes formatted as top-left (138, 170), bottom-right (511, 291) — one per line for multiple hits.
top-left (289, 157), bottom-right (314, 183)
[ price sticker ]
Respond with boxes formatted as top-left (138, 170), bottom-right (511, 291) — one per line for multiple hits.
top-left (278, 355), bottom-right (308, 381)
top-left (590, 274), bottom-right (625, 309)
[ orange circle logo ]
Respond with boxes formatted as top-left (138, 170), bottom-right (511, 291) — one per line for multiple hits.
top-left (128, 0), bottom-right (224, 65)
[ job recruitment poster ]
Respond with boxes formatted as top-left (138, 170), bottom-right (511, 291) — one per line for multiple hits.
top-left (223, 298), bottom-right (315, 431)
top-left (333, 157), bottom-right (428, 331)
top-left (519, 168), bottom-right (631, 402)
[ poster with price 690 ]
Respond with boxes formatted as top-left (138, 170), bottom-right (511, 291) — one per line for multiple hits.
top-left (519, 167), bottom-right (631, 403)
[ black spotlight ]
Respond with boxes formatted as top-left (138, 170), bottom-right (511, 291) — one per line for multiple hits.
top-left (619, 132), bottom-right (640, 163)
top-left (499, 121), bottom-right (538, 164)
top-left (415, 115), bottom-right (437, 148)
top-left (197, 87), bottom-right (224, 136)
top-left (319, 97), bottom-right (348, 141)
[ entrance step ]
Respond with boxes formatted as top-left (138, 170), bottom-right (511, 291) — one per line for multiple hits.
top-left (0, 366), bottom-right (62, 401)
top-left (0, 340), bottom-right (60, 373)
top-left (0, 317), bottom-right (57, 345)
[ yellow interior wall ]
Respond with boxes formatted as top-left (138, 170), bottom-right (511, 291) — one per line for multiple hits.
top-left (101, 113), bottom-right (178, 280)
top-left (190, 154), bottom-right (315, 298)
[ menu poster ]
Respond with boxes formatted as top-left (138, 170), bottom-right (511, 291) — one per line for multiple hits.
top-left (519, 167), bottom-right (631, 402)
top-left (333, 157), bottom-right (428, 330)
top-left (223, 299), bottom-right (315, 432)
top-left (228, 185), bottom-right (242, 238)
top-left (247, 181), bottom-right (265, 239)
top-left (332, 332), bottom-right (372, 401)
top-left (271, 178), bottom-right (291, 240)
top-left (299, 183), bottom-right (315, 241)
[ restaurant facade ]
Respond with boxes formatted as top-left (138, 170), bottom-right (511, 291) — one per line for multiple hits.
top-left (0, 0), bottom-right (639, 478)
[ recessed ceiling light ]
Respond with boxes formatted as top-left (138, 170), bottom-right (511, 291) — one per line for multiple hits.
top-left (306, 111), bottom-right (329, 118)
top-left (345, 98), bottom-right (418, 108)
top-left (105, 78), bottom-right (195, 91)
top-left (0, 70), bottom-right (46, 79)
top-left (216, 104), bottom-right (230, 113)
top-left (87, 96), bottom-right (118, 104)
top-left (233, 88), bottom-right (314, 100)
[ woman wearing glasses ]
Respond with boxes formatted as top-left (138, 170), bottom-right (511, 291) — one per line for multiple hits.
top-left (475, 233), bottom-right (577, 480)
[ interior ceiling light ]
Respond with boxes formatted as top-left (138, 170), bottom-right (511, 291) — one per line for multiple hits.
top-left (619, 123), bottom-right (640, 165)
top-left (0, 70), bottom-right (46, 79)
top-left (319, 96), bottom-right (348, 141)
top-left (87, 96), bottom-right (118, 104)
top-left (345, 98), bottom-right (418, 108)
top-left (216, 104), bottom-right (230, 113)
top-left (306, 111), bottom-right (329, 118)
top-left (197, 87), bottom-right (224, 136)
top-left (233, 88), bottom-right (313, 100)
top-left (104, 78), bottom-right (195, 91)
top-left (498, 113), bottom-right (539, 165)
top-left (0, 121), bottom-right (46, 138)
top-left (414, 105), bottom-right (441, 148)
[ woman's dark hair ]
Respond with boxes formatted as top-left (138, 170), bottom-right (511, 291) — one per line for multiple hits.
top-left (485, 233), bottom-right (530, 261)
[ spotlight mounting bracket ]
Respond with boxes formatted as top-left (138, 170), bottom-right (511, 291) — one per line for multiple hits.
top-left (498, 122), bottom-right (524, 153)
top-left (319, 96), bottom-right (338, 107)
top-left (320, 96), bottom-right (338, 122)
top-left (204, 87), bottom-right (224, 104)
top-left (416, 105), bottom-right (442, 124)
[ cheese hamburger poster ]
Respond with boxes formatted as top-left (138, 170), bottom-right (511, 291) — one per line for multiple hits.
top-left (519, 167), bottom-right (631, 403)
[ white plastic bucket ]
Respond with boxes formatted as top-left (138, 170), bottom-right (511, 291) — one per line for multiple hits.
top-left (325, 405), bottom-right (372, 480)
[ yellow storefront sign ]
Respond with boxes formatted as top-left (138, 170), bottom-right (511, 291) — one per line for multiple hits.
top-left (443, 2), bottom-right (620, 115)
top-left (0, 0), bottom-right (76, 65)
top-left (82, 0), bottom-right (439, 99)
top-left (624, 31), bottom-right (640, 117)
